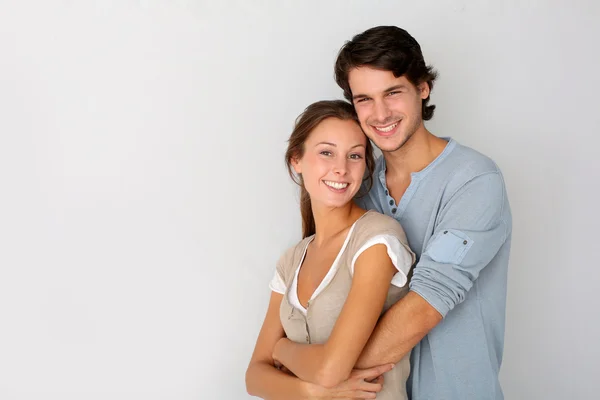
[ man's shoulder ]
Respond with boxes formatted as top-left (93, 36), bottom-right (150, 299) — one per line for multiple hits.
top-left (446, 140), bottom-right (503, 178)
top-left (435, 140), bottom-right (508, 204)
top-left (436, 140), bottom-right (503, 188)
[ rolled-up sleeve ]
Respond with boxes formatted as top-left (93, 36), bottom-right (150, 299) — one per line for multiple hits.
top-left (409, 172), bottom-right (511, 317)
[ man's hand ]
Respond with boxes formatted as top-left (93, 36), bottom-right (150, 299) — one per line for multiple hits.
top-left (305, 364), bottom-right (394, 399)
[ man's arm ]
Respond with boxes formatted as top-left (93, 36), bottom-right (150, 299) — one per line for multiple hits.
top-left (356, 291), bottom-right (441, 368)
top-left (357, 172), bottom-right (511, 368)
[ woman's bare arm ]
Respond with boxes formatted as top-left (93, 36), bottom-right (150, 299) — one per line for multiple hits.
top-left (245, 292), bottom-right (315, 399)
top-left (245, 291), bottom-right (390, 399)
top-left (272, 244), bottom-right (397, 388)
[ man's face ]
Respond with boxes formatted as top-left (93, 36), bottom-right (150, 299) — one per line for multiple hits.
top-left (348, 67), bottom-right (430, 153)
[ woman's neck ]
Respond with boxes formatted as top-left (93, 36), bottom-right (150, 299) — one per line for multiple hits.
top-left (311, 201), bottom-right (365, 247)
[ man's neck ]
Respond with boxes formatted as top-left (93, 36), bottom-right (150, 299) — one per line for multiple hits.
top-left (383, 126), bottom-right (448, 179)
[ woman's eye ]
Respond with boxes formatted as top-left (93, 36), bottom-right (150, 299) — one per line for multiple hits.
top-left (349, 154), bottom-right (363, 160)
top-left (320, 150), bottom-right (332, 156)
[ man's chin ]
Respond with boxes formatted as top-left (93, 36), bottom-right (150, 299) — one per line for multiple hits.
top-left (375, 141), bottom-right (406, 153)
top-left (374, 133), bottom-right (414, 153)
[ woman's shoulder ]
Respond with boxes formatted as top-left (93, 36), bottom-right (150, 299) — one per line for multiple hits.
top-left (348, 211), bottom-right (415, 280)
top-left (355, 210), bottom-right (408, 238)
top-left (346, 210), bottom-right (411, 254)
top-left (276, 236), bottom-right (313, 281)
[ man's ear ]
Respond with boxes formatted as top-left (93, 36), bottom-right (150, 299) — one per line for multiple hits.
top-left (418, 82), bottom-right (430, 100)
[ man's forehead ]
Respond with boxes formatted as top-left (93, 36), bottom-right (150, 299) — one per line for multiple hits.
top-left (348, 67), bottom-right (409, 94)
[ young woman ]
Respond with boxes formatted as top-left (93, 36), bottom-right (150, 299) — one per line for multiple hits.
top-left (246, 100), bottom-right (415, 400)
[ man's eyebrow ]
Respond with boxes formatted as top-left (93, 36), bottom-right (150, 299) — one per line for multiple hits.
top-left (385, 84), bottom-right (408, 92)
top-left (352, 84), bottom-right (408, 100)
top-left (352, 93), bottom-right (369, 100)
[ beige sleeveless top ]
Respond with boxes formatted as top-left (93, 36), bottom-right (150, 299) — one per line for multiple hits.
top-left (275, 210), bottom-right (415, 400)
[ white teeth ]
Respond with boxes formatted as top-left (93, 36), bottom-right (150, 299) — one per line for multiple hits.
top-left (324, 180), bottom-right (349, 190)
top-left (375, 122), bottom-right (398, 132)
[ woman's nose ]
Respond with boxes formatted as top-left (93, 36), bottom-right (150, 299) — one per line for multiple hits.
top-left (332, 159), bottom-right (348, 175)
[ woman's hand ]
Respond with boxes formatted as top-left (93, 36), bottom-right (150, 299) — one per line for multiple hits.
top-left (304, 364), bottom-right (394, 399)
top-left (273, 359), bottom-right (294, 376)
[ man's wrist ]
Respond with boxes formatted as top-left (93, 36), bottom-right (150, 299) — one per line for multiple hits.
top-left (355, 345), bottom-right (373, 369)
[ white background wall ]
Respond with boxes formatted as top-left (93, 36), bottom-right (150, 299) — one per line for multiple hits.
top-left (0, 1), bottom-right (598, 399)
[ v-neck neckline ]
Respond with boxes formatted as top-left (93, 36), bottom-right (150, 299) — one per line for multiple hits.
top-left (290, 210), bottom-right (372, 312)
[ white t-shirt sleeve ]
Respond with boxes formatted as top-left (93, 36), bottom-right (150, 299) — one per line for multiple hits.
top-left (269, 270), bottom-right (286, 294)
top-left (350, 234), bottom-right (414, 287)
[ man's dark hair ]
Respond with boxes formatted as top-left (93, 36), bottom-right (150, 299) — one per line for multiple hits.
top-left (335, 26), bottom-right (439, 121)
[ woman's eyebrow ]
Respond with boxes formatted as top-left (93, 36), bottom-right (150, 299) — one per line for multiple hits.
top-left (315, 142), bottom-right (365, 149)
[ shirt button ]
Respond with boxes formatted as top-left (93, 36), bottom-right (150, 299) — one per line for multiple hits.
top-left (391, 208), bottom-right (397, 214)
top-left (463, 240), bottom-right (468, 245)
top-left (385, 190), bottom-right (389, 195)
top-left (306, 335), bottom-right (309, 342)
top-left (389, 199), bottom-right (394, 205)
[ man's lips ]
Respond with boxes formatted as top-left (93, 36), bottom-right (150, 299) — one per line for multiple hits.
top-left (371, 121), bottom-right (400, 136)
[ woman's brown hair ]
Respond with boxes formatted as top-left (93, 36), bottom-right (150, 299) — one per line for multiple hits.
top-left (285, 100), bottom-right (375, 238)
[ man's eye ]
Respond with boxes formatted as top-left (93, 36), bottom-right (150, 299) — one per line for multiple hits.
top-left (356, 98), bottom-right (370, 103)
top-left (387, 91), bottom-right (400, 96)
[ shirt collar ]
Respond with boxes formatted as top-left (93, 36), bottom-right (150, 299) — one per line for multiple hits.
top-left (377, 137), bottom-right (457, 188)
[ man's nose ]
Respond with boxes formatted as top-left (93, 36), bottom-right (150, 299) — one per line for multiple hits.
top-left (374, 100), bottom-right (392, 122)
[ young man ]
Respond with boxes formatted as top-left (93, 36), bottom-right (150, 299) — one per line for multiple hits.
top-left (336, 26), bottom-right (512, 399)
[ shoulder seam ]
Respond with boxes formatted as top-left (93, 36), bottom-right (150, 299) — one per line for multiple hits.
top-left (444, 170), bottom-right (502, 206)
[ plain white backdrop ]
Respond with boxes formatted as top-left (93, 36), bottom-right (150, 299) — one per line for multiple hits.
top-left (0, 1), bottom-right (598, 399)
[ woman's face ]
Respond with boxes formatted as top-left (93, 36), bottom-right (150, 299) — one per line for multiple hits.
top-left (292, 118), bottom-right (367, 210)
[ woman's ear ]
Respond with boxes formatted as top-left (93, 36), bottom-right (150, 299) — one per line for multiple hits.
top-left (291, 156), bottom-right (302, 174)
